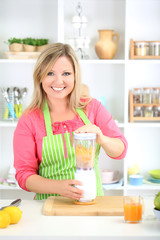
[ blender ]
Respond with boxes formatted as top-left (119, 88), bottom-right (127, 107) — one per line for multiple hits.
top-left (74, 132), bottom-right (97, 204)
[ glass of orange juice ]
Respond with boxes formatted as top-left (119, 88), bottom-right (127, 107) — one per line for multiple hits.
top-left (123, 196), bottom-right (143, 223)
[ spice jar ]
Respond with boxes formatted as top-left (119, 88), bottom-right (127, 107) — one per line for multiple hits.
top-left (150, 42), bottom-right (155, 56)
top-left (133, 88), bottom-right (142, 103)
top-left (150, 42), bottom-right (160, 56)
top-left (135, 42), bottom-right (147, 56)
top-left (152, 88), bottom-right (160, 104)
top-left (143, 88), bottom-right (152, 104)
top-left (153, 106), bottom-right (160, 117)
top-left (144, 107), bottom-right (153, 117)
top-left (134, 107), bottom-right (143, 117)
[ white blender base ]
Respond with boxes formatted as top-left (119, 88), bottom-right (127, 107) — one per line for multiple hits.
top-left (75, 168), bottom-right (96, 202)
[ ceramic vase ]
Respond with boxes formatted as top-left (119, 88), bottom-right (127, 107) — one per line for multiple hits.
top-left (95, 29), bottom-right (120, 59)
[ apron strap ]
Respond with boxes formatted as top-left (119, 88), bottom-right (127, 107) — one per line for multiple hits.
top-left (43, 101), bottom-right (53, 136)
top-left (76, 108), bottom-right (91, 124)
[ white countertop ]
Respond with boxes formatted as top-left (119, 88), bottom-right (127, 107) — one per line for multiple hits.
top-left (0, 199), bottom-right (160, 240)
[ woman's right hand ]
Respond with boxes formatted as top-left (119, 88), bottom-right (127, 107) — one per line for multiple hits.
top-left (56, 179), bottom-right (83, 200)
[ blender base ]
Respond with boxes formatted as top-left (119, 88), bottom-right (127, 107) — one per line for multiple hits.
top-left (74, 199), bottom-right (96, 205)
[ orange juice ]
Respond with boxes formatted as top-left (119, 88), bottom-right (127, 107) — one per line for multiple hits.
top-left (124, 203), bottom-right (142, 222)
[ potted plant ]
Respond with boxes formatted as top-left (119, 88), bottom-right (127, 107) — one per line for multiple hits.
top-left (7, 38), bottom-right (23, 52)
top-left (36, 38), bottom-right (49, 52)
top-left (23, 38), bottom-right (37, 52)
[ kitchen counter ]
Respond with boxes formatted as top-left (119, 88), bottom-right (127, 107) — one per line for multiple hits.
top-left (0, 199), bottom-right (160, 240)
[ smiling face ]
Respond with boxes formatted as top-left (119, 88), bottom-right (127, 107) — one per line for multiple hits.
top-left (42, 56), bottom-right (75, 102)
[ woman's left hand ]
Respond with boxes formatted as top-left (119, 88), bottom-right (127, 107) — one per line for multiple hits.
top-left (75, 124), bottom-right (104, 145)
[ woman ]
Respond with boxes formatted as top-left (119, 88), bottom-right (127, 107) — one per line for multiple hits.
top-left (13, 43), bottom-right (127, 200)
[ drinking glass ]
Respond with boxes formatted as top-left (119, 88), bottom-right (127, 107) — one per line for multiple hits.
top-left (123, 196), bottom-right (143, 223)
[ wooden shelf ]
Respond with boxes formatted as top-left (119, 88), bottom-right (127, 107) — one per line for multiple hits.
top-left (129, 90), bottom-right (160, 122)
top-left (130, 39), bottom-right (160, 60)
top-left (133, 117), bottom-right (160, 121)
top-left (133, 104), bottom-right (160, 107)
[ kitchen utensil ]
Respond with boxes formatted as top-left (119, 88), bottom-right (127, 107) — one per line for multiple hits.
top-left (74, 132), bottom-right (97, 203)
top-left (0, 198), bottom-right (21, 211)
top-left (13, 87), bottom-right (19, 117)
top-left (13, 87), bottom-right (22, 118)
top-left (42, 196), bottom-right (124, 216)
top-left (149, 169), bottom-right (160, 179)
top-left (21, 87), bottom-right (27, 100)
top-left (1, 87), bottom-right (16, 119)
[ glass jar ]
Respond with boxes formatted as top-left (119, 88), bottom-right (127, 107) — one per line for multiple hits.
top-left (152, 88), bottom-right (160, 104)
top-left (134, 107), bottom-right (143, 117)
top-left (74, 133), bottom-right (96, 169)
top-left (150, 42), bottom-right (160, 56)
top-left (150, 42), bottom-right (154, 56)
top-left (153, 106), bottom-right (160, 117)
top-left (133, 88), bottom-right (142, 103)
top-left (146, 42), bottom-right (150, 56)
top-left (135, 42), bottom-right (147, 56)
top-left (144, 107), bottom-right (153, 117)
top-left (143, 88), bottom-right (152, 104)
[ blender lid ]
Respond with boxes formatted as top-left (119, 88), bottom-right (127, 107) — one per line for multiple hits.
top-left (74, 132), bottom-right (96, 140)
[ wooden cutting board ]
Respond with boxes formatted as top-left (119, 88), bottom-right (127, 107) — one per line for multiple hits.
top-left (42, 196), bottom-right (124, 216)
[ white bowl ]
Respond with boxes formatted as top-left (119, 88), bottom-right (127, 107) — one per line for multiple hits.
top-left (153, 208), bottom-right (160, 221)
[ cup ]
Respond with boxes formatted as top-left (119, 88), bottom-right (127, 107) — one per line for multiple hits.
top-left (123, 196), bottom-right (143, 223)
top-left (100, 170), bottom-right (119, 184)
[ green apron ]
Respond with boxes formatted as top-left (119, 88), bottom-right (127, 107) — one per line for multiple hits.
top-left (35, 102), bottom-right (103, 200)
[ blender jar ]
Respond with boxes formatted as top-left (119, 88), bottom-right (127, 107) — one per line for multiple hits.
top-left (74, 132), bottom-right (97, 203)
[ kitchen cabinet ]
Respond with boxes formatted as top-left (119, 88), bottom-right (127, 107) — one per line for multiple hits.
top-left (0, 0), bottom-right (160, 199)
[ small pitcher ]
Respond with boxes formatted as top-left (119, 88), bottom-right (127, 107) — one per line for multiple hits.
top-left (95, 29), bottom-right (120, 59)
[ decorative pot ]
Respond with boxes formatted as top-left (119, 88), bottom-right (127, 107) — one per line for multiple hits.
top-left (95, 30), bottom-right (120, 59)
top-left (36, 44), bottom-right (49, 52)
top-left (23, 44), bottom-right (36, 52)
top-left (9, 43), bottom-right (23, 52)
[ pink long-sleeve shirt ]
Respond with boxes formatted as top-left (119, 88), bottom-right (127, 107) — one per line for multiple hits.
top-left (13, 98), bottom-right (128, 191)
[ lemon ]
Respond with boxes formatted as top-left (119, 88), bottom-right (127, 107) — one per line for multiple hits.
top-left (0, 210), bottom-right (10, 228)
top-left (3, 206), bottom-right (22, 224)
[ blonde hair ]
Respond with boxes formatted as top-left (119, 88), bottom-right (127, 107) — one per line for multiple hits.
top-left (26, 43), bottom-right (91, 113)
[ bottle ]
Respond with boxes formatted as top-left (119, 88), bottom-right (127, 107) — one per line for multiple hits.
top-left (153, 106), bottom-right (160, 117)
top-left (154, 42), bottom-right (160, 56)
top-left (150, 42), bottom-right (155, 56)
top-left (133, 88), bottom-right (142, 103)
top-left (150, 42), bottom-right (160, 56)
top-left (135, 42), bottom-right (147, 56)
top-left (143, 88), bottom-right (152, 104)
top-left (134, 107), bottom-right (143, 117)
top-left (152, 88), bottom-right (160, 104)
top-left (144, 107), bottom-right (153, 117)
